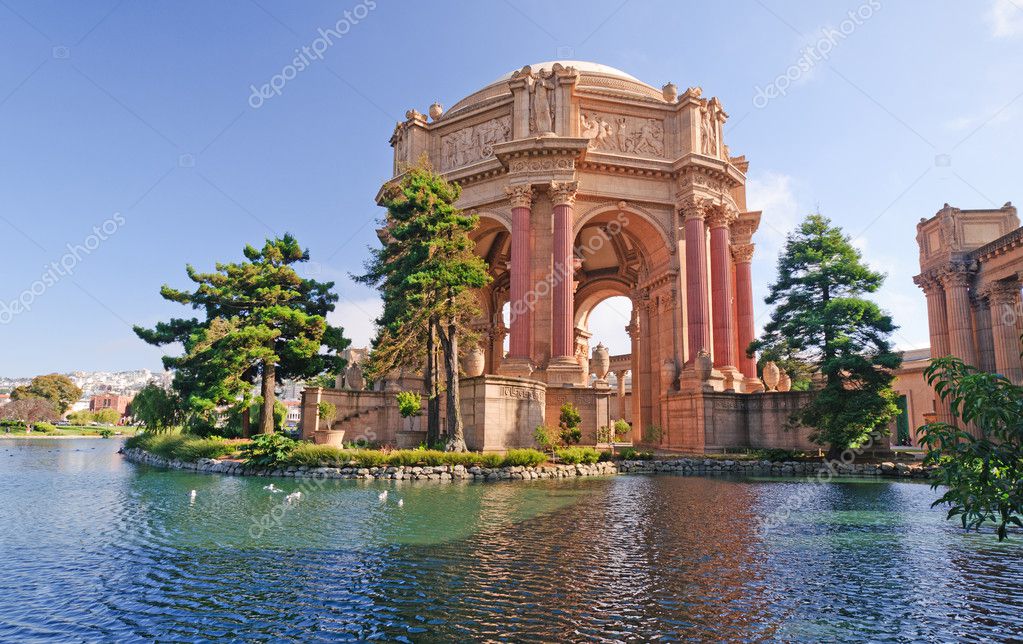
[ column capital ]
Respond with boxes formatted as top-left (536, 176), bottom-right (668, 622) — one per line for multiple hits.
top-left (549, 181), bottom-right (578, 207)
top-left (505, 184), bottom-right (534, 209)
top-left (989, 280), bottom-right (1021, 306)
top-left (706, 203), bottom-right (737, 229)
top-left (678, 196), bottom-right (709, 221)
top-left (939, 264), bottom-right (976, 289)
top-left (913, 271), bottom-right (943, 294)
top-left (731, 242), bottom-right (755, 264)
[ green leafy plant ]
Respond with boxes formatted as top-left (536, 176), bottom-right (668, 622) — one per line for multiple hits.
top-left (556, 446), bottom-right (602, 465)
top-left (613, 419), bottom-right (631, 442)
top-left (395, 391), bottom-right (422, 418)
top-left (501, 449), bottom-right (547, 467)
top-left (317, 401), bottom-right (337, 431)
top-left (34, 422), bottom-right (58, 434)
top-left (533, 424), bottom-right (556, 454)
top-left (618, 447), bottom-right (653, 461)
top-left (125, 432), bottom-right (235, 461)
top-left (98, 428), bottom-right (114, 439)
top-left (242, 433), bottom-right (298, 467)
top-left (922, 356), bottom-right (1023, 540)
top-left (559, 403), bottom-right (583, 446)
top-left (642, 424), bottom-right (663, 444)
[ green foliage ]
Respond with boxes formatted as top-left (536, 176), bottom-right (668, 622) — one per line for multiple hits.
top-left (395, 391), bottom-right (422, 419)
top-left (98, 428), bottom-right (114, 438)
top-left (556, 446), bottom-right (602, 465)
top-left (749, 448), bottom-right (803, 462)
top-left (533, 424), bottom-right (557, 453)
top-left (558, 403), bottom-right (583, 446)
top-left (613, 419), bottom-right (631, 441)
top-left (316, 401), bottom-right (337, 430)
top-left (34, 422), bottom-right (58, 434)
top-left (134, 233), bottom-right (350, 435)
top-left (750, 214), bottom-right (902, 453)
top-left (922, 356), bottom-right (1023, 540)
top-left (92, 408), bottom-right (121, 425)
top-left (642, 424), bottom-right (663, 444)
top-left (357, 162), bottom-right (492, 451)
top-left (11, 374), bottom-right (82, 414)
top-left (242, 432), bottom-right (298, 467)
top-left (125, 432), bottom-right (235, 461)
top-left (501, 449), bottom-right (547, 467)
top-left (617, 447), bottom-right (654, 461)
top-left (130, 383), bottom-right (179, 430)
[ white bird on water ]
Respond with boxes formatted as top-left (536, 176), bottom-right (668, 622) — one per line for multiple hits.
top-left (285, 491), bottom-right (302, 504)
top-left (189, 489), bottom-right (197, 504)
top-left (378, 490), bottom-right (388, 502)
top-left (263, 483), bottom-right (282, 494)
top-left (397, 499), bottom-right (404, 508)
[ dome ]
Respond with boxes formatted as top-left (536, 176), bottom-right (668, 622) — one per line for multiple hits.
top-left (445, 61), bottom-right (664, 117)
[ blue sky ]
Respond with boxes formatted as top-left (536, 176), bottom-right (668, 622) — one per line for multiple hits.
top-left (1, 0), bottom-right (1022, 376)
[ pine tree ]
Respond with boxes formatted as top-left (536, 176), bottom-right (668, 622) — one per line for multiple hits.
top-left (357, 162), bottom-right (490, 451)
top-left (135, 234), bottom-right (350, 435)
top-left (750, 214), bottom-right (902, 455)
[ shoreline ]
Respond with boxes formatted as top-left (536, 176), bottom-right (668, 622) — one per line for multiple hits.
top-left (120, 446), bottom-right (937, 483)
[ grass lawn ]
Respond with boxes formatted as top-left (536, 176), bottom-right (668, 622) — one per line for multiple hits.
top-left (0, 425), bottom-right (140, 438)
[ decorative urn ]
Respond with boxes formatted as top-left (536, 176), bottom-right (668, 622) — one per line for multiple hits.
top-left (762, 361), bottom-right (780, 392)
top-left (695, 349), bottom-right (713, 382)
top-left (345, 362), bottom-right (365, 391)
top-left (428, 102), bottom-right (443, 121)
top-left (461, 345), bottom-right (485, 378)
top-left (777, 371), bottom-right (792, 392)
top-left (662, 82), bottom-right (678, 103)
top-left (591, 343), bottom-right (611, 383)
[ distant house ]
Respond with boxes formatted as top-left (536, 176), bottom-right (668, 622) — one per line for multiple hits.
top-left (283, 400), bottom-right (302, 428)
top-left (0, 394), bottom-right (9, 406)
top-left (89, 393), bottom-right (133, 417)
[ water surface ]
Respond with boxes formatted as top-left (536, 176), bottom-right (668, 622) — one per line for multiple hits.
top-left (1, 439), bottom-right (1020, 642)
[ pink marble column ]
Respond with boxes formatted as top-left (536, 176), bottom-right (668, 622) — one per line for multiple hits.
top-left (732, 242), bottom-right (757, 379)
top-left (972, 296), bottom-right (996, 373)
top-left (550, 181), bottom-right (578, 360)
top-left (990, 281), bottom-right (1023, 384)
top-left (682, 199), bottom-right (711, 362)
top-left (708, 206), bottom-right (737, 369)
top-left (505, 185), bottom-right (533, 360)
top-left (916, 275), bottom-right (951, 358)
top-left (941, 268), bottom-right (977, 367)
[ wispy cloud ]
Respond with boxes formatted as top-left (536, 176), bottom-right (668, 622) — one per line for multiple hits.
top-left (986, 0), bottom-right (1023, 38)
top-left (746, 171), bottom-right (800, 255)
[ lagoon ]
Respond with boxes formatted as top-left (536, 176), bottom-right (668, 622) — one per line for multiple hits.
top-left (1, 438), bottom-right (1021, 641)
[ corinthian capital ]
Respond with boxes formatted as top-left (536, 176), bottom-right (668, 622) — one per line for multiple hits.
top-left (549, 181), bottom-right (578, 207)
top-left (678, 196), bottom-right (709, 222)
top-left (706, 204), bottom-right (737, 229)
top-left (989, 280), bottom-right (1021, 306)
top-left (505, 184), bottom-right (533, 209)
top-left (939, 263), bottom-right (976, 289)
top-left (731, 243), bottom-right (755, 263)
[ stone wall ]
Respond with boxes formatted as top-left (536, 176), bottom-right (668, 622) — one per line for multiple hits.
top-left (121, 446), bottom-right (936, 483)
top-left (460, 375), bottom-right (546, 451)
top-left (544, 385), bottom-right (612, 444)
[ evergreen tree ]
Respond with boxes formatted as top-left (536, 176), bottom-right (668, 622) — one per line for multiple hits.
top-left (135, 234), bottom-right (350, 435)
top-left (750, 214), bottom-right (902, 456)
top-left (357, 162), bottom-right (490, 451)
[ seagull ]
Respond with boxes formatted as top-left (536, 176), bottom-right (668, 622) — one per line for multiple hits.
top-left (263, 483), bottom-right (282, 494)
top-left (378, 490), bottom-right (388, 502)
top-left (397, 499), bottom-right (404, 508)
top-left (285, 491), bottom-right (302, 504)
top-left (189, 490), bottom-right (197, 504)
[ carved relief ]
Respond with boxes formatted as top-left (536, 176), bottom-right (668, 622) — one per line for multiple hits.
top-left (700, 101), bottom-right (720, 157)
top-left (731, 243), bottom-right (755, 263)
top-left (440, 115), bottom-right (512, 170)
top-left (507, 157), bottom-right (574, 173)
top-left (526, 69), bottom-right (556, 134)
top-left (549, 181), bottom-right (578, 207)
top-left (505, 184), bottom-right (533, 209)
top-left (501, 385), bottom-right (545, 402)
top-left (580, 111), bottom-right (665, 158)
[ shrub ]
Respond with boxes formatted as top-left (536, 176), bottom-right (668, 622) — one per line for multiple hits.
top-left (556, 446), bottom-right (602, 465)
top-left (34, 422), bottom-right (58, 434)
top-left (533, 424), bottom-right (556, 453)
top-left (749, 448), bottom-right (801, 462)
top-left (242, 433), bottom-right (298, 467)
top-left (317, 402), bottom-right (336, 430)
top-left (479, 453), bottom-right (504, 468)
top-left (618, 447), bottom-right (654, 461)
top-left (559, 403), bottom-right (583, 446)
top-left (501, 448), bottom-right (547, 467)
top-left (642, 424), bottom-right (663, 444)
top-left (287, 443), bottom-right (348, 467)
top-left (395, 391), bottom-right (422, 418)
top-left (127, 432), bottom-right (235, 461)
top-left (613, 419), bottom-right (631, 441)
top-left (98, 428), bottom-right (114, 439)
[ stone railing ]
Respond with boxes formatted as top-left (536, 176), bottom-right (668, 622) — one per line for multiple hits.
top-left (121, 447), bottom-right (935, 483)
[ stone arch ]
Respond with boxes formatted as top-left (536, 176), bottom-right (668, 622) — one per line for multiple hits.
top-left (574, 200), bottom-right (674, 259)
top-left (470, 212), bottom-right (513, 375)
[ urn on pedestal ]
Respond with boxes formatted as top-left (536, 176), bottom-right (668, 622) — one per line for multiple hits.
top-left (461, 345), bottom-right (485, 378)
top-left (762, 361), bottom-right (780, 392)
top-left (345, 363), bottom-right (365, 391)
top-left (591, 343), bottom-right (610, 387)
top-left (777, 371), bottom-right (792, 393)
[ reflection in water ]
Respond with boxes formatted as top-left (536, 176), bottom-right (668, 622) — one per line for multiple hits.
top-left (1, 439), bottom-right (1021, 642)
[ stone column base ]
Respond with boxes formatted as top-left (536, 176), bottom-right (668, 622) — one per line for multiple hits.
top-left (677, 364), bottom-right (726, 393)
top-left (546, 357), bottom-right (586, 386)
top-left (499, 357), bottom-right (535, 379)
top-left (718, 366), bottom-right (745, 392)
top-left (743, 376), bottom-right (766, 393)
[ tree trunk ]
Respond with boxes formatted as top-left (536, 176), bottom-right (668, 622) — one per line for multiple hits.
top-left (439, 320), bottom-right (466, 452)
top-left (426, 319), bottom-right (441, 447)
top-left (258, 360), bottom-right (276, 435)
top-left (241, 407), bottom-right (251, 438)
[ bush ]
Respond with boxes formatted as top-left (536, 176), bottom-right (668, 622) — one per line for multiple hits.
top-left (287, 443), bottom-right (348, 467)
top-left (559, 403), bottom-right (583, 446)
top-left (34, 422), bottom-right (58, 434)
top-left (395, 391), bottom-right (422, 419)
top-left (533, 424), bottom-right (556, 453)
top-left (618, 447), bottom-right (654, 461)
top-left (242, 433), bottom-right (298, 467)
top-left (556, 446), bottom-right (602, 465)
top-left (501, 448), bottom-right (547, 467)
top-left (613, 419), bottom-right (631, 441)
top-left (126, 432), bottom-right (235, 461)
top-left (749, 448), bottom-right (802, 462)
top-left (98, 428), bottom-right (114, 439)
top-left (478, 453), bottom-right (504, 468)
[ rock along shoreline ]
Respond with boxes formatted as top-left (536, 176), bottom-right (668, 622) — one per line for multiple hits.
top-left (120, 446), bottom-right (936, 483)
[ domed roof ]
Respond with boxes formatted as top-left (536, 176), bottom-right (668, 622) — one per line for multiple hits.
top-left (491, 60), bottom-right (642, 84)
top-left (445, 61), bottom-right (663, 117)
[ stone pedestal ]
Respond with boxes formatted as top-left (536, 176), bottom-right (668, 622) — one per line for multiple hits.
top-left (499, 357), bottom-right (536, 379)
top-left (460, 375), bottom-right (546, 452)
top-left (545, 357), bottom-right (586, 386)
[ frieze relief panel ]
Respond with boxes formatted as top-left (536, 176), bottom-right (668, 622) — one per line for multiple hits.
top-left (500, 385), bottom-right (545, 402)
top-left (580, 110), bottom-right (665, 158)
top-left (440, 115), bottom-right (512, 170)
